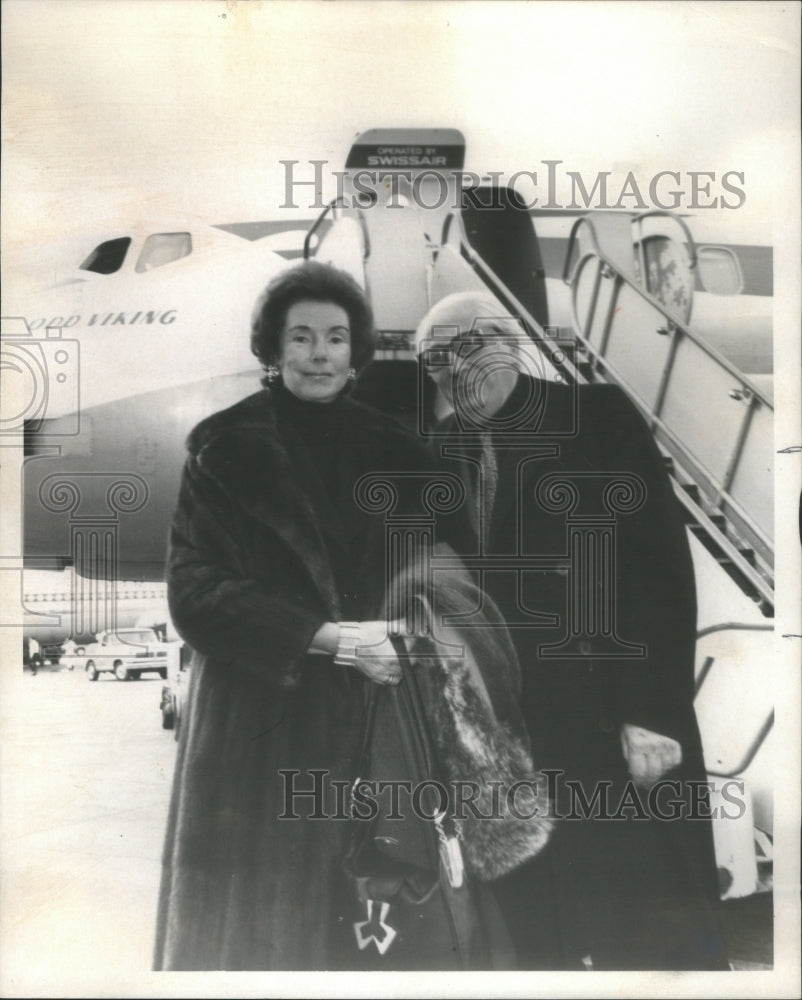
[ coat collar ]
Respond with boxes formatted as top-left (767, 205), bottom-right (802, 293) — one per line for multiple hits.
top-left (186, 389), bottom-right (421, 618)
top-left (188, 390), bottom-right (346, 616)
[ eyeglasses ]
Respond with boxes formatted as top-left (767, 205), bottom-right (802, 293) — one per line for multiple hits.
top-left (421, 342), bottom-right (459, 368)
top-left (421, 330), bottom-right (523, 369)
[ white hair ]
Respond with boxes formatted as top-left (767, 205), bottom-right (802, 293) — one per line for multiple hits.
top-left (413, 292), bottom-right (517, 355)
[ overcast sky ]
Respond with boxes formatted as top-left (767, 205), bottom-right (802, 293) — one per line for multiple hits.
top-left (2, 0), bottom-right (799, 272)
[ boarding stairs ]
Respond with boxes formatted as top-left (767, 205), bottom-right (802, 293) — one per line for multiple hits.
top-left (430, 206), bottom-right (775, 617)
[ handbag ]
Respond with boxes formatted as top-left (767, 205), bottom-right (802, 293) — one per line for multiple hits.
top-left (340, 636), bottom-right (516, 971)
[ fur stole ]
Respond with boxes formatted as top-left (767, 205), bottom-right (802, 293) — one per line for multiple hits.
top-left (413, 638), bottom-right (554, 881)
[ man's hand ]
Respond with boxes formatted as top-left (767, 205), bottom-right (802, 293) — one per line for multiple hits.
top-left (620, 723), bottom-right (682, 788)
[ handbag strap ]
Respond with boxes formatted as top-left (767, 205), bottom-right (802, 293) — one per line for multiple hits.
top-left (390, 634), bottom-right (437, 777)
top-left (352, 635), bottom-right (435, 779)
top-left (390, 634), bottom-right (453, 798)
top-left (353, 674), bottom-right (379, 783)
top-left (388, 635), bottom-right (450, 870)
top-left (349, 633), bottom-right (448, 864)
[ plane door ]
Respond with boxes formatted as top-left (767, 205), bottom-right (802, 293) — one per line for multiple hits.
top-left (460, 186), bottom-right (549, 328)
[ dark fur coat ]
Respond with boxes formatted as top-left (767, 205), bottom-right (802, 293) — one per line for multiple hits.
top-left (153, 388), bottom-right (549, 971)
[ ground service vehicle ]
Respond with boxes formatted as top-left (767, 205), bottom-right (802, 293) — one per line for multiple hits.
top-left (84, 627), bottom-right (171, 681)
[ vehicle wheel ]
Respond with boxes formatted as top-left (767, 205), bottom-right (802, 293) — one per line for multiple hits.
top-left (113, 660), bottom-right (129, 681)
top-left (161, 701), bottom-right (175, 730)
top-left (159, 668), bottom-right (168, 680)
top-left (86, 661), bottom-right (99, 681)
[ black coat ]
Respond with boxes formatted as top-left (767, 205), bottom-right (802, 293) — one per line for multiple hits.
top-left (153, 388), bottom-right (455, 970)
top-left (434, 374), bottom-right (726, 970)
top-left (153, 386), bottom-right (553, 971)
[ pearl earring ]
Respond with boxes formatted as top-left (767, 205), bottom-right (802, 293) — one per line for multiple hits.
top-left (265, 364), bottom-right (280, 383)
top-left (347, 368), bottom-right (356, 381)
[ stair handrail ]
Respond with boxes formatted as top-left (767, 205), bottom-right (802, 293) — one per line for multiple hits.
top-left (439, 210), bottom-right (586, 387)
top-left (562, 214), bottom-right (773, 409)
top-left (561, 213), bottom-right (774, 600)
top-left (303, 198), bottom-right (372, 264)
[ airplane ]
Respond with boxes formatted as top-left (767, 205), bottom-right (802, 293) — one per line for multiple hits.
top-left (17, 568), bottom-right (173, 659)
top-left (2, 215), bottom-right (322, 416)
top-left (3, 127), bottom-right (776, 901)
top-left (2, 216), bottom-right (324, 582)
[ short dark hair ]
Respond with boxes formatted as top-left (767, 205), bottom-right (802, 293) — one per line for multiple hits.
top-left (250, 262), bottom-right (375, 382)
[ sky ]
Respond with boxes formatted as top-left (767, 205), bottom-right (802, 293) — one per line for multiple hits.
top-left (2, 0), bottom-right (799, 272)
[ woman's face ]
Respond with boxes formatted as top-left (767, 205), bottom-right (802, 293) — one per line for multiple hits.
top-left (278, 300), bottom-right (352, 403)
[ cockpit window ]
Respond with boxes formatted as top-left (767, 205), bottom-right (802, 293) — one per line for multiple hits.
top-left (135, 232), bottom-right (192, 272)
top-left (79, 237), bottom-right (132, 275)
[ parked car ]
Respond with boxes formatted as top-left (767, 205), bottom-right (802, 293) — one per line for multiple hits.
top-left (83, 627), bottom-right (174, 681)
top-left (160, 643), bottom-right (192, 738)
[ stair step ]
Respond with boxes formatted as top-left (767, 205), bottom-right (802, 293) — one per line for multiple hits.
top-left (681, 483), bottom-right (701, 504)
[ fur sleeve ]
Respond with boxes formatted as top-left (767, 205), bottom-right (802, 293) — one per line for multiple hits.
top-left (167, 456), bottom-right (324, 688)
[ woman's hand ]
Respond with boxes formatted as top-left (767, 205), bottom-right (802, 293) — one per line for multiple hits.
top-left (308, 620), bottom-right (407, 685)
top-left (352, 620), bottom-right (404, 686)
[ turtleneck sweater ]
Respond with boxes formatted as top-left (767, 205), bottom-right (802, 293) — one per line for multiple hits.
top-left (272, 383), bottom-right (370, 618)
top-left (273, 383), bottom-right (347, 503)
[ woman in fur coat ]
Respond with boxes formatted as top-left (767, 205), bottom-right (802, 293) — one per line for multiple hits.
top-left (153, 263), bottom-right (549, 971)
